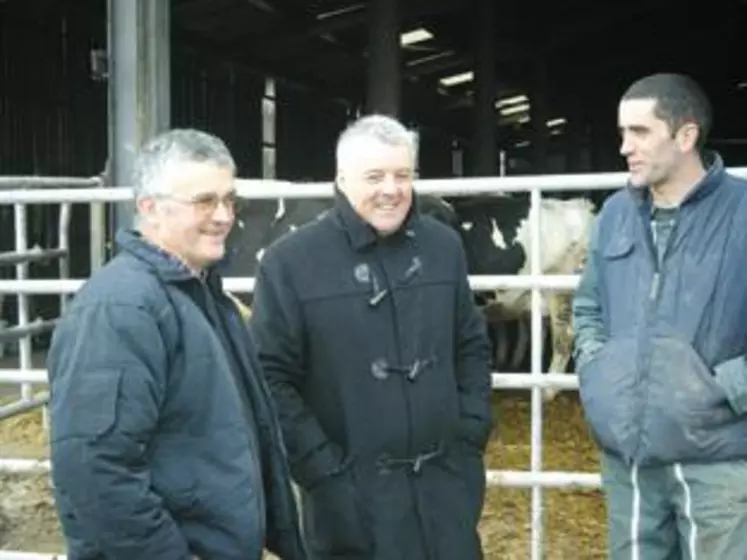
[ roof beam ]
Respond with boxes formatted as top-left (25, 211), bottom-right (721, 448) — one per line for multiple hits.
top-left (250, 0), bottom-right (460, 55)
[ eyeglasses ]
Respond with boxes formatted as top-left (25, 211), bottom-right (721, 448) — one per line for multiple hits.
top-left (166, 190), bottom-right (240, 214)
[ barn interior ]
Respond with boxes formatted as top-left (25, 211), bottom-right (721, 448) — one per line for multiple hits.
top-left (1, 0), bottom-right (746, 557)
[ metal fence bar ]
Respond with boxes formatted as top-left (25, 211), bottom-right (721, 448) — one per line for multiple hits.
top-left (0, 175), bottom-right (102, 189)
top-left (13, 204), bottom-right (32, 400)
top-left (0, 171), bottom-right (670, 560)
top-left (0, 274), bottom-right (581, 295)
top-left (0, 455), bottom-right (601, 490)
top-left (487, 469), bottom-right (601, 489)
top-left (0, 247), bottom-right (68, 267)
top-left (0, 391), bottom-right (49, 420)
top-left (0, 318), bottom-right (58, 343)
top-left (58, 203), bottom-right (72, 314)
top-left (0, 369), bottom-right (48, 384)
top-left (0, 553), bottom-right (66, 560)
top-left (528, 187), bottom-right (545, 559)
top-left (0, 165), bottom-right (744, 204)
top-left (0, 369), bottom-right (579, 388)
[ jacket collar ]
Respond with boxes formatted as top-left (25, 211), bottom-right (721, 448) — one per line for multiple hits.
top-left (627, 150), bottom-right (726, 212)
top-left (114, 228), bottom-right (224, 292)
top-left (331, 186), bottom-right (420, 251)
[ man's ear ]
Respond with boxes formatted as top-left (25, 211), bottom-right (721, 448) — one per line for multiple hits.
top-left (135, 195), bottom-right (161, 222)
top-left (675, 122), bottom-right (700, 153)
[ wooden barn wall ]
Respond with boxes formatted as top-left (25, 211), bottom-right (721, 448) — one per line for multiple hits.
top-left (416, 126), bottom-right (456, 178)
top-left (274, 83), bottom-right (351, 181)
top-left (171, 56), bottom-right (264, 179)
top-left (0, 6), bottom-right (108, 332)
top-left (0, 5), bottom-right (265, 335)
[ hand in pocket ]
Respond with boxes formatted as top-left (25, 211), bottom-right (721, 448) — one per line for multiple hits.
top-left (305, 469), bottom-right (372, 555)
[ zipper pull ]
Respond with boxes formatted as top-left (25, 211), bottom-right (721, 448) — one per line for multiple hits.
top-left (649, 272), bottom-right (660, 300)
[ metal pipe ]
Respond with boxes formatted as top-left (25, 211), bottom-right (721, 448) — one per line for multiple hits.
top-left (0, 552), bottom-right (66, 560)
top-left (0, 318), bottom-right (58, 343)
top-left (0, 274), bottom-right (582, 295)
top-left (59, 203), bottom-right (71, 313)
top-left (0, 247), bottom-right (68, 267)
top-left (1, 166), bottom-right (747, 204)
top-left (0, 369), bottom-right (48, 384)
top-left (0, 370), bottom-right (580, 389)
top-left (0, 392), bottom-right (49, 420)
top-left (13, 203), bottom-right (32, 400)
top-left (0, 457), bottom-right (601, 490)
top-left (0, 459), bottom-right (52, 473)
top-left (529, 187), bottom-right (544, 560)
top-left (107, 0), bottom-right (170, 236)
top-left (0, 176), bottom-right (102, 189)
top-left (486, 469), bottom-right (601, 489)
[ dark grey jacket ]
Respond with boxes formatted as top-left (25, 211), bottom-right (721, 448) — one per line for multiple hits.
top-left (46, 229), bottom-right (306, 560)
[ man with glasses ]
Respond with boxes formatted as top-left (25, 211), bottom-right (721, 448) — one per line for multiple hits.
top-left (250, 114), bottom-right (493, 559)
top-left (45, 128), bottom-right (307, 560)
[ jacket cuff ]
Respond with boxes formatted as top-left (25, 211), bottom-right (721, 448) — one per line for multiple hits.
top-left (714, 355), bottom-right (747, 415)
top-left (576, 339), bottom-right (606, 372)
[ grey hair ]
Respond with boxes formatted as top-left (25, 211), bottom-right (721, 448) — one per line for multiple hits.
top-left (335, 114), bottom-right (419, 171)
top-left (132, 128), bottom-right (237, 199)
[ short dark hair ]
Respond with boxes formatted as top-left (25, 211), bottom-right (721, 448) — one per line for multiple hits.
top-left (621, 73), bottom-right (712, 149)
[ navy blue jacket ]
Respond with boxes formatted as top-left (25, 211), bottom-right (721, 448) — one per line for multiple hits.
top-left (46, 229), bottom-right (306, 560)
top-left (572, 153), bottom-right (747, 466)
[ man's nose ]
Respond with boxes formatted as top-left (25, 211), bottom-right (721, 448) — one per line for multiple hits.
top-left (619, 135), bottom-right (634, 156)
top-left (380, 173), bottom-right (401, 194)
top-left (211, 199), bottom-right (234, 223)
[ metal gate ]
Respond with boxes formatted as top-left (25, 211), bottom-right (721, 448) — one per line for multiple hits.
top-left (3, 167), bottom-right (747, 559)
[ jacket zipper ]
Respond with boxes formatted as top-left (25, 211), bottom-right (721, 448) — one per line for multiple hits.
top-left (633, 208), bottom-right (678, 461)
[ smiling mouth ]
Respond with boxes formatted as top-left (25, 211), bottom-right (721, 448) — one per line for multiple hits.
top-left (202, 231), bottom-right (228, 240)
top-left (376, 204), bottom-right (400, 212)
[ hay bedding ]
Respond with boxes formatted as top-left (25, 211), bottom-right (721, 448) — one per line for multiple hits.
top-left (0, 393), bottom-right (607, 558)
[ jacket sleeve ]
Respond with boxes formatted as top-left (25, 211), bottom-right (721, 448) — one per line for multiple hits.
top-left (249, 251), bottom-right (344, 490)
top-left (454, 242), bottom-right (494, 452)
top-left (572, 216), bottom-right (608, 370)
top-left (46, 303), bottom-right (190, 560)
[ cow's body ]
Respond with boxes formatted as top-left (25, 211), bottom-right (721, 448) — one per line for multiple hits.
top-left (222, 191), bottom-right (596, 401)
top-left (446, 195), bottom-right (596, 400)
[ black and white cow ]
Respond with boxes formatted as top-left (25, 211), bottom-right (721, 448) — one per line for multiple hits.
top-left (221, 191), bottom-right (597, 402)
top-left (442, 194), bottom-right (596, 400)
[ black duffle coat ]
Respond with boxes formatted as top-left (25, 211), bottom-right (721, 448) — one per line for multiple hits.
top-left (250, 190), bottom-right (494, 560)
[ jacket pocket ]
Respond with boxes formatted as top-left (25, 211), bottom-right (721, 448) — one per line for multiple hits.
top-left (150, 452), bottom-right (199, 517)
top-left (642, 337), bottom-right (736, 462)
top-left (578, 337), bottom-right (641, 457)
top-left (602, 234), bottom-right (635, 261)
top-left (303, 459), bottom-right (373, 556)
top-left (444, 439), bottom-right (486, 527)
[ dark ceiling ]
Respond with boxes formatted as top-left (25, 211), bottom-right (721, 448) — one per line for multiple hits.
top-left (168, 0), bottom-right (747, 136)
top-left (2, 0), bottom-right (746, 145)
top-left (167, 0), bottom-right (745, 87)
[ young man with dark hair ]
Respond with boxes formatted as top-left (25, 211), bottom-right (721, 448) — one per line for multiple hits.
top-left (573, 73), bottom-right (747, 559)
